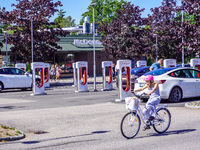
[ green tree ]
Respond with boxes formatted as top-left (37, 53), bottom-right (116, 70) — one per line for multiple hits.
top-left (147, 57), bottom-right (153, 66)
top-left (99, 2), bottom-right (150, 59)
top-left (80, 0), bottom-right (127, 25)
top-left (54, 9), bottom-right (76, 27)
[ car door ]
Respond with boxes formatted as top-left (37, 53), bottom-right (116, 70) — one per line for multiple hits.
top-left (14, 68), bottom-right (32, 88)
top-left (0, 68), bottom-right (16, 88)
top-left (178, 69), bottom-right (196, 97)
top-left (171, 69), bottom-right (196, 97)
top-left (188, 69), bottom-right (200, 96)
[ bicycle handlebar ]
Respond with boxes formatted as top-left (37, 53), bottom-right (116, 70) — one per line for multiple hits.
top-left (132, 92), bottom-right (147, 99)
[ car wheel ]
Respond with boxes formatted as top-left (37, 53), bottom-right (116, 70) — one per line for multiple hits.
top-left (0, 82), bottom-right (3, 92)
top-left (168, 87), bottom-right (182, 103)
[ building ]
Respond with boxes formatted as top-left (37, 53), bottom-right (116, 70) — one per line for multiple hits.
top-left (0, 34), bottom-right (116, 76)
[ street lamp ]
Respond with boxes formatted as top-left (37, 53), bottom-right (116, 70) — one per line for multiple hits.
top-left (91, 3), bottom-right (97, 91)
top-left (29, 15), bottom-right (34, 63)
top-left (181, 5), bottom-right (184, 67)
top-left (29, 14), bottom-right (34, 92)
top-left (154, 34), bottom-right (158, 62)
top-left (3, 31), bottom-right (8, 66)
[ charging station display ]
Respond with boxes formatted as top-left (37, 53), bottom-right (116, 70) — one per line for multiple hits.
top-left (44, 63), bottom-right (50, 88)
top-left (101, 61), bottom-right (113, 91)
top-left (72, 63), bottom-right (77, 87)
top-left (31, 62), bottom-right (46, 96)
top-left (115, 60), bottom-right (131, 102)
top-left (190, 59), bottom-right (200, 70)
top-left (15, 63), bottom-right (26, 71)
top-left (164, 59), bottom-right (176, 68)
top-left (137, 61), bottom-right (147, 67)
top-left (75, 61), bottom-right (89, 92)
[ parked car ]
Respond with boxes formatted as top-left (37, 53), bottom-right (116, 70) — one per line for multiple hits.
top-left (134, 67), bottom-right (200, 102)
top-left (176, 64), bottom-right (191, 67)
top-left (116, 66), bottom-right (150, 89)
top-left (0, 67), bottom-right (32, 92)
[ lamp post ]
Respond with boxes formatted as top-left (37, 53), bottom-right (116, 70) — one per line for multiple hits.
top-left (154, 34), bottom-right (158, 62)
top-left (91, 3), bottom-right (97, 91)
top-left (30, 15), bottom-right (34, 63)
top-left (181, 7), bottom-right (184, 67)
top-left (29, 14), bottom-right (34, 92)
top-left (3, 31), bottom-right (8, 66)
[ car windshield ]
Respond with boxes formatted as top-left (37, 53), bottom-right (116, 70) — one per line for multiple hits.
top-left (144, 68), bottom-right (178, 76)
top-left (123, 67), bottom-right (149, 74)
top-left (131, 68), bottom-right (142, 74)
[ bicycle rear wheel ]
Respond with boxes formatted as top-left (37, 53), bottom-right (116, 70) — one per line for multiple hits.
top-left (153, 108), bottom-right (171, 133)
top-left (120, 112), bottom-right (141, 139)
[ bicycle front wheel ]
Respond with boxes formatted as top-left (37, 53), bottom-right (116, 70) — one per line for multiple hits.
top-left (153, 108), bottom-right (171, 133)
top-left (120, 112), bottom-right (141, 139)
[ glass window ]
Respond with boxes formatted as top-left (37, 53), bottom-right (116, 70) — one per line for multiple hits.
top-left (188, 70), bottom-right (200, 78)
top-left (168, 69), bottom-right (193, 78)
top-left (8, 68), bottom-right (16, 75)
top-left (15, 68), bottom-right (25, 75)
top-left (0, 69), bottom-right (4, 74)
top-left (0, 68), bottom-right (11, 74)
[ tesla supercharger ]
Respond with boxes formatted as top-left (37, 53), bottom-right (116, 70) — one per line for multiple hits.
top-left (115, 60), bottom-right (131, 102)
top-left (190, 58), bottom-right (200, 70)
top-left (101, 61), bottom-right (113, 91)
top-left (31, 62), bottom-right (46, 96)
top-left (164, 59), bottom-right (176, 68)
top-left (15, 63), bottom-right (26, 71)
top-left (72, 62), bottom-right (77, 87)
top-left (137, 60), bottom-right (147, 67)
top-left (75, 61), bottom-right (89, 92)
top-left (44, 63), bottom-right (50, 88)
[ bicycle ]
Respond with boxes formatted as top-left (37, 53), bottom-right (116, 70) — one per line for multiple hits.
top-left (120, 93), bottom-right (171, 139)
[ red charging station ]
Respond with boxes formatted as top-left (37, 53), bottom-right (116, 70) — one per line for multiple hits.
top-left (75, 61), bottom-right (89, 92)
top-left (115, 60), bottom-right (131, 102)
top-left (164, 59), bottom-right (176, 68)
top-left (101, 61), bottom-right (113, 91)
top-left (30, 62), bottom-right (46, 96)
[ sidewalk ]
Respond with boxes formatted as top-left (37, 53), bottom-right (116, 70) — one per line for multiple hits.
top-left (50, 76), bottom-right (104, 87)
top-left (185, 101), bottom-right (200, 109)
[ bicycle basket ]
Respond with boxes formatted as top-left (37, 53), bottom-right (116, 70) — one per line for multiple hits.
top-left (125, 97), bottom-right (139, 111)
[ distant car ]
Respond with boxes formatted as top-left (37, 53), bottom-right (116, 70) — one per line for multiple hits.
top-left (0, 67), bottom-right (32, 92)
top-left (129, 66), bottom-right (150, 88)
top-left (116, 66), bottom-right (150, 89)
top-left (176, 64), bottom-right (191, 67)
top-left (134, 67), bottom-right (200, 102)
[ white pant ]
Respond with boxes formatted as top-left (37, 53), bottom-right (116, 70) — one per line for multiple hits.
top-left (143, 96), bottom-right (161, 120)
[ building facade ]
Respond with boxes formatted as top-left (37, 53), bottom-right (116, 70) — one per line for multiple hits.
top-left (0, 34), bottom-right (116, 76)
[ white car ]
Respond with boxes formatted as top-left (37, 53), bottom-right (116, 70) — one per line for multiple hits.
top-left (134, 67), bottom-right (200, 102)
top-left (0, 67), bottom-right (32, 92)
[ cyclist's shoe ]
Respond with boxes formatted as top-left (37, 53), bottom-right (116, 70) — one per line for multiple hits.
top-left (143, 125), bottom-right (151, 131)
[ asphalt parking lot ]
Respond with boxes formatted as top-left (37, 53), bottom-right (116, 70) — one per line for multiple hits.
top-left (0, 77), bottom-right (200, 150)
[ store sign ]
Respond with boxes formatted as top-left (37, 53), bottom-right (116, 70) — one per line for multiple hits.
top-left (73, 39), bottom-right (102, 45)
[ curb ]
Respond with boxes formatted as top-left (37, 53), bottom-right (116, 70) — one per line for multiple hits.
top-left (0, 129), bottom-right (25, 142)
top-left (185, 101), bottom-right (200, 109)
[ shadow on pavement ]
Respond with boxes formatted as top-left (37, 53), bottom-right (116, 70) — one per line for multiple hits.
top-left (148, 129), bottom-right (196, 136)
top-left (2, 130), bottom-right (110, 145)
top-left (133, 129), bottom-right (196, 140)
top-left (0, 106), bottom-right (25, 110)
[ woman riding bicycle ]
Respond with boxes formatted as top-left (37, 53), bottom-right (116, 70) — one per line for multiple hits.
top-left (134, 75), bottom-right (161, 131)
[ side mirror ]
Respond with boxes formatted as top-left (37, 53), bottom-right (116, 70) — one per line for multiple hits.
top-left (25, 72), bottom-right (29, 76)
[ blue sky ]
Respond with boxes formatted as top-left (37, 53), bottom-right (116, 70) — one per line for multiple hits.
top-left (1, 0), bottom-right (181, 25)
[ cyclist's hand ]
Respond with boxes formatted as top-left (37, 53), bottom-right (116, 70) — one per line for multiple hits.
top-left (146, 92), bottom-right (151, 95)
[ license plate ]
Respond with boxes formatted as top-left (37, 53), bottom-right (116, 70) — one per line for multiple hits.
top-left (139, 83), bottom-right (145, 87)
